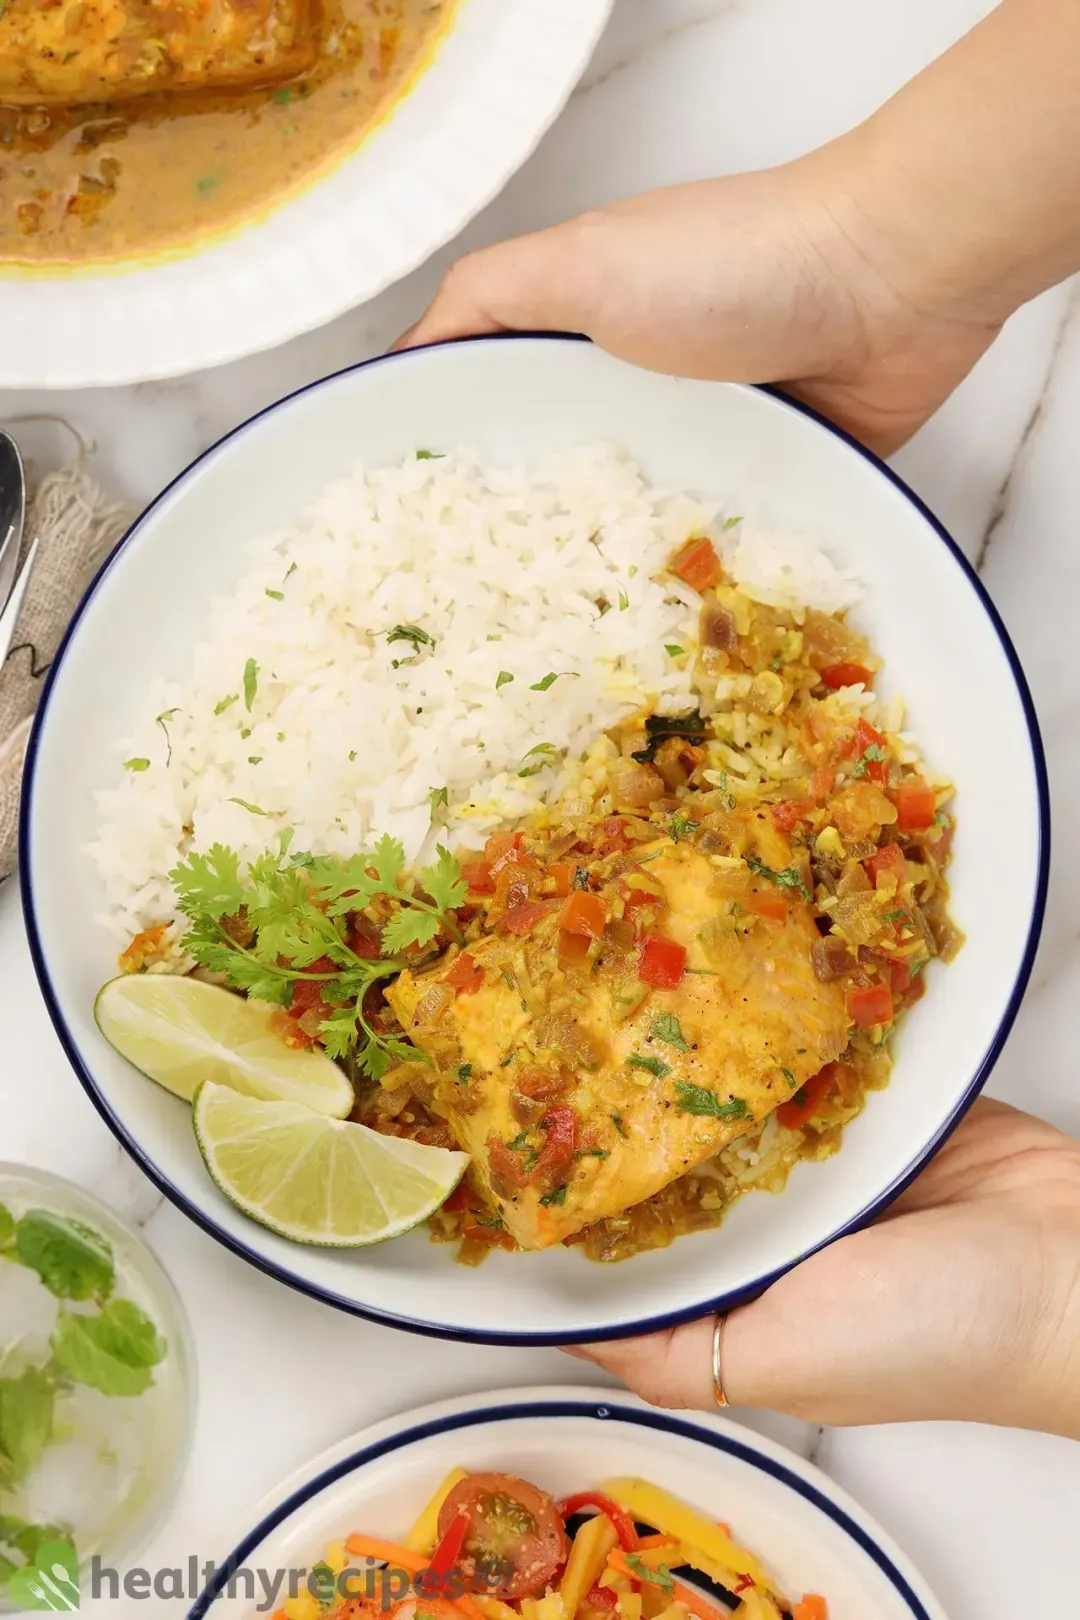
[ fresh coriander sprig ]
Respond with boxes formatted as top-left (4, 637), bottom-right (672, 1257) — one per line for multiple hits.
top-left (169, 832), bottom-right (467, 1075)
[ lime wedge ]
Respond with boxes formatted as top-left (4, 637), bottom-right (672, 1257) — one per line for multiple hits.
top-left (192, 1081), bottom-right (468, 1247)
top-left (95, 975), bottom-right (353, 1118)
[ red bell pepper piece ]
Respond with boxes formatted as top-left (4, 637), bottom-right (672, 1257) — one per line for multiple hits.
top-left (555, 1492), bottom-right (638, 1552)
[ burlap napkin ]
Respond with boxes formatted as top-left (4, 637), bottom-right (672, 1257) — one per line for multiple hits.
top-left (0, 422), bottom-right (132, 881)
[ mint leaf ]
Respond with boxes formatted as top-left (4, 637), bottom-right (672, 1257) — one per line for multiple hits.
top-left (625, 1556), bottom-right (674, 1593)
top-left (0, 1369), bottom-right (55, 1489)
top-left (14, 1212), bottom-right (114, 1302)
top-left (51, 1299), bottom-right (164, 1397)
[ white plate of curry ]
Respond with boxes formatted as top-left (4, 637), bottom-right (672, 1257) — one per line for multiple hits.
top-left (22, 340), bottom-right (1047, 1343)
top-left (0, 1), bottom-right (613, 387)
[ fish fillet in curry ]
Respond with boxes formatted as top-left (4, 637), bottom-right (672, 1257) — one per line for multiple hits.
top-left (388, 826), bottom-right (852, 1252)
top-left (0, 0), bottom-right (318, 106)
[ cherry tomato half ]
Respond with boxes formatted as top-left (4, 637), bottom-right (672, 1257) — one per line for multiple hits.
top-left (437, 1472), bottom-right (569, 1599)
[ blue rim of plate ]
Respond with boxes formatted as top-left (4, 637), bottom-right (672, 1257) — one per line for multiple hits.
top-left (185, 1395), bottom-right (939, 1619)
top-left (20, 333), bottom-right (1051, 1346)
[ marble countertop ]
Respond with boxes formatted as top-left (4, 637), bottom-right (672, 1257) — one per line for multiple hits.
top-left (3, 0), bottom-right (1080, 1613)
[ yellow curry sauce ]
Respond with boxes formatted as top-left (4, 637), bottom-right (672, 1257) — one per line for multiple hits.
top-left (0, 1), bottom-right (453, 266)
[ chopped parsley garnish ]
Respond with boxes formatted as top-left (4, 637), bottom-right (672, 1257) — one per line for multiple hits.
top-left (628, 1053), bottom-right (671, 1080)
top-left (935, 811), bottom-right (952, 829)
top-left (519, 742), bottom-right (559, 777)
top-left (155, 708), bottom-right (180, 768)
top-left (248, 756), bottom-right (262, 766)
top-left (243, 658), bottom-right (258, 712)
top-left (674, 1081), bottom-right (750, 1119)
top-left (618, 591), bottom-right (630, 612)
top-left (430, 786), bottom-right (449, 814)
top-left (652, 1013), bottom-right (690, 1051)
top-left (228, 798), bottom-right (268, 816)
top-left (670, 813), bottom-right (700, 842)
top-left (664, 644), bottom-right (684, 657)
top-left (415, 449), bottom-right (444, 460)
top-left (475, 1210), bottom-right (505, 1231)
top-left (723, 515), bottom-right (742, 530)
top-left (496, 671), bottom-right (514, 690)
top-left (284, 562), bottom-right (297, 580)
top-left (169, 833), bottom-right (466, 1075)
top-left (265, 588), bottom-right (284, 601)
top-left (781, 1067), bottom-right (797, 1090)
top-left (214, 694), bottom-right (238, 715)
top-left (853, 743), bottom-right (887, 778)
top-left (348, 750), bottom-right (357, 762)
top-left (745, 854), bottom-right (811, 901)
top-left (456, 1063), bottom-right (472, 1084)
top-left (387, 624), bottom-right (435, 654)
top-left (882, 909), bottom-right (908, 922)
top-left (530, 673), bottom-right (559, 692)
top-left (611, 1112), bottom-right (628, 1138)
top-left (626, 1557), bottom-right (674, 1593)
top-left (540, 1183), bottom-right (568, 1207)
top-left (631, 708), bottom-right (709, 765)
top-left (124, 757), bottom-right (150, 773)
top-left (574, 1147), bottom-right (609, 1160)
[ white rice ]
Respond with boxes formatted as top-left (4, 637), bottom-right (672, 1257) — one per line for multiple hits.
top-left (88, 444), bottom-right (860, 939)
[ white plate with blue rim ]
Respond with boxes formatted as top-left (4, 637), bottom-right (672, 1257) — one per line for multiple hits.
top-left (22, 336), bottom-right (1049, 1343)
top-left (184, 1385), bottom-right (952, 1619)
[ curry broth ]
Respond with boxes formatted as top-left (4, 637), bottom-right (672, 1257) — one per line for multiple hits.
top-left (0, 1), bottom-right (453, 266)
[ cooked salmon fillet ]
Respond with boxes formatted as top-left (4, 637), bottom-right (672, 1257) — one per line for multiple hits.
top-left (0, 0), bottom-right (318, 106)
top-left (388, 841), bottom-right (851, 1252)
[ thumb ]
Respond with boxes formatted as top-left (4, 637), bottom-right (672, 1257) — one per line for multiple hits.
top-left (393, 219), bottom-right (600, 349)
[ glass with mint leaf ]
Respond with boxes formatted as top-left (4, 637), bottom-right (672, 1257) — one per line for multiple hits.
top-left (0, 1167), bottom-right (192, 1608)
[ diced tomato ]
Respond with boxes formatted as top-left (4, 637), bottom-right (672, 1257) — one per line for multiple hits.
top-left (485, 829), bottom-right (526, 871)
top-left (500, 900), bottom-right (549, 936)
top-left (461, 1220), bottom-right (517, 1251)
top-left (777, 1067), bottom-right (834, 1129)
top-left (672, 536), bottom-right (722, 592)
top-left (847, 981), bottom-right (894, 1027)
top-left (887, 958), bottom-right (912, 998)
top-left (442, 1183), bottom-right (473, 1215)
top-left (516, 1068), bottom-right (567, 1103)
top-left (531, 1106), bottom-right (577, 1186)
top-left (865, 842), bottom-right (905, 885)
top-left (772, 798), bottom-right (813, 834)
top-left (462, 860), bottom-right (496, 895)
top-left (600, 816), bottom-right (631, 853)
top-left (487, 1133), bottom-right (530, 1191)
top-left (560, 889), bottom-right (607, 939)
top-left (639, 933), bottom-right (687, 988)
top-left (746, 888), bottom-right (788, 922)
top-left (347, 915), bottom-right (383, 957)
top-left (558, 928), bottom-right (593, 965)
top-left (849, 717), bottom-right (887, 784)
top-left (556, 1493), bottom-right (638, 1553)
top-left (445, 951), bottom-right (483, 994)
top-left (820, 662), bottom-right (873, 691)
top-left (809, 756), bottom-right (837, 802)
top-left (583, 1585), bottom-right (618, 1613)
top-left (289, 957), bottom-right (338, 1016)
top-left (550, 861), bottom-right (576, 898)
top-left (893, 777), bottom-right (936, 831)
